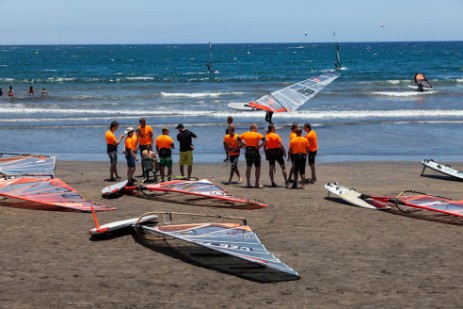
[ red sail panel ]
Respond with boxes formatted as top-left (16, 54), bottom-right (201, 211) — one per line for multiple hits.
top-left (0, 177), bottom-right (115, 212)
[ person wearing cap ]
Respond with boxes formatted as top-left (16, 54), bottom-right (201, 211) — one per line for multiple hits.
top-left (137, 117), bottom-right (154, 176)
top-left (124, 127), bottom-right (139, 185)
top-left (237, 123), bottom-right (266, 188)
top-left (156, 127), bottom-right (175, 181)
top-left (176, 123), bottom-right (197, 178)
top-left (105, 121), bottom-right (124, 181)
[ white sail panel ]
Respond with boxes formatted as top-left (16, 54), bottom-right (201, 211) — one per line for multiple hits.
top-left (248, 72), bottom-right (340, 112)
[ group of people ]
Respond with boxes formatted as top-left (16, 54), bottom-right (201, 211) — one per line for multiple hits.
top-left (105, 116), bottom-right (317, 189)
top-left (223, 120), bottom-right (318, 189)
top-left (105, 118), bottom-right (196, 185)
top-left (0, 85), bottom-right (48, 97)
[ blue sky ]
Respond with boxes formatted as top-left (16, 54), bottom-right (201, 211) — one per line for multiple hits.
top-left (0, 0), bottom-right (461, 44)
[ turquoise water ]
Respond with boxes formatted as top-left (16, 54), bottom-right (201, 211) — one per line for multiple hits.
top-left (0, 42), bottom-right (462, 162)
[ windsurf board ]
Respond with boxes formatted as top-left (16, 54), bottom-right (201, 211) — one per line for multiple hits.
top-left (228, 102), bottom-right (257, 111)
top-left (407, 85), bottom-right (434, 92)
top-left (102, 180), bottom-right (128, 197)
top-left (421, 159), bottom-right (463, 180)
top-left (324, 182), bottom-right (391, 210)
top-left (89, 215), bottom-right (159, 237)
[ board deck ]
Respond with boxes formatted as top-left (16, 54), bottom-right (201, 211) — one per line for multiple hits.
top-left (228, 102), bottom-right (257, 111)
top-left (89, 215), bottom-right (159, 237)
top-left (324, 182), bottom-right (391, 210)
top-left (421, 159), bottom-right (463, 180)
top-left (101, 180), bottom-right (128, 197)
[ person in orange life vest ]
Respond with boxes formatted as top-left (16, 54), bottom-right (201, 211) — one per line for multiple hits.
top-left (137, 117), bottom-right (154, 177)
top-left (223, 116), bottom-right (234, 162)
top-left (288, 128), bottom-right (309, 189)
top-left (237, 123), bottom-right (266, 188)
top-left (105, 121), bottom-right (124, 181)
top-left (223, 124), bottom-right (242, 184)
top-left (287, 123), bottom-right (299, 183)
top-left (124, 127), bottom-right (139, 185)
top-left (304, 123), bottom-right (318, 184)
top-left (156, 127), bottom-right (175, 181)
top-left (264, 125), bottom-right (288, 187)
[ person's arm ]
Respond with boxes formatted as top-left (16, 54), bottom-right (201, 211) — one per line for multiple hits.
top-left (258, 137), bottom-right (266, 149)
top-left (130, 148), bottom-right (138, 161)
top-left (116, 133), bottom-right (124, 145)
top-left (279, 142), bottom-right (287, 157)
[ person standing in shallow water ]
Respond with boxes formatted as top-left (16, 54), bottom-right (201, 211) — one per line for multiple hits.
top-left (8, 86), bottom-right (14, 97)
top-left (105, 121), bottom-right (124, 181)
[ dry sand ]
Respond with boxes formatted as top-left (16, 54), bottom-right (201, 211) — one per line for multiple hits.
top-left (1, 160), bottom-right (463, 308)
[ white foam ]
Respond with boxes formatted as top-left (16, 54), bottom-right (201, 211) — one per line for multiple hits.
top-left (161, 91), bottom-right (243, 98)
top-left (371, 91), bottom-right (434, 97)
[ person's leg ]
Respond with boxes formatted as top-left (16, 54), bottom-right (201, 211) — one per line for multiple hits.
top-left (269, 164), bottom-right (275, 185)
top-left (280, 164), bottom-right (288, 182)
top-left (187, 165), bottom-right (192, 178)
top-left (255, 166), bottom-right (261, 188)
top-left (180, 165), bottom-right (184, 176)
top-left (246, 166), bottom-right (252, 187)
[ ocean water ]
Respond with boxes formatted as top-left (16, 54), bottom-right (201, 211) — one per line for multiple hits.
top-left (0, 42), bottom-right (462, 163)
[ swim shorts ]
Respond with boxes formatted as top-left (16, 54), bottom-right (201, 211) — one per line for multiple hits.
top-left (125, 153), bottom-right (136, 168)
top-left (179, 150), bottom-right (193, 166)
top-left (266, 148), bottom-right (284, 166)
top-left (308, 150), bottom-right (317, 165)
top-left (245, 147), bottom-right (261, 167)
top-left (159, 156), bottom-right (173, 168)
top-left (108, 151), bottom-right (117, 165)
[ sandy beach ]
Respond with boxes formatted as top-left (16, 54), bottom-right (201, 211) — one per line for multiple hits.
top-left (1, 160), bottom-right (463, 308)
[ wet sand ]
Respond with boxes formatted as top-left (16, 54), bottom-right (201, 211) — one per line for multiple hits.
top-left (1, 160), bottom-right (463, 308)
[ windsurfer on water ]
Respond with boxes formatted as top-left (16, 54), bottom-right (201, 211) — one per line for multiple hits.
top-left (265, 111), bottom-right (274, 124)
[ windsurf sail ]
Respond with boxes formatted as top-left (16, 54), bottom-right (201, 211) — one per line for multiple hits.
top-left (335, 43), bottom-right (341, 70)
top-left (0, 177), bottom-right (115, 212)
top-left (141, 179), bottom-right (267, 209)
top-left (134, 212), bottom-right (300, 282)
top-left (102, 178), bottom-right (267, 209)
top-left (247, 72), bottom-right (340, 113)
top-left (382, 191), bottom-right (463, 218)
top-left (207, 42), bottom-right (214, 73)
top-left (0, 154), bottom-right (56, 177)
top-left (414, 73), bottom-right (432, 91)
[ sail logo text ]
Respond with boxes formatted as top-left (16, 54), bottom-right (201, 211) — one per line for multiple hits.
top-left (297, 88), bottom-right (314, 96)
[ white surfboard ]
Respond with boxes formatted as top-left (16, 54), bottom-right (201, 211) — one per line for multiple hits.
top-left (228, 102), bottom-right (257, 111)
top-left (89, 215), bottom-right (159, 237)
top-left (324, 182), bottom-right (391, 210)
top-left (421, 159), bottom-right (463, 180)
top-left (102, 180), bottom-right (128, 197)
top-left (407, 85), bottom-right (434, 92)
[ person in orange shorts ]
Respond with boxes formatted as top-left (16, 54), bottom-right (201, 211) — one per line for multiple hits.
top-left (264, 125), bottom-right (287, 187)
top-left (238, 123), bottom-right (266, 188)
top-left (105, 121), bottom-right (124, 181)
top-left (288, 128), bottom-right (309, 189)
top-left (223, 124), bottom-right (242, 184)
